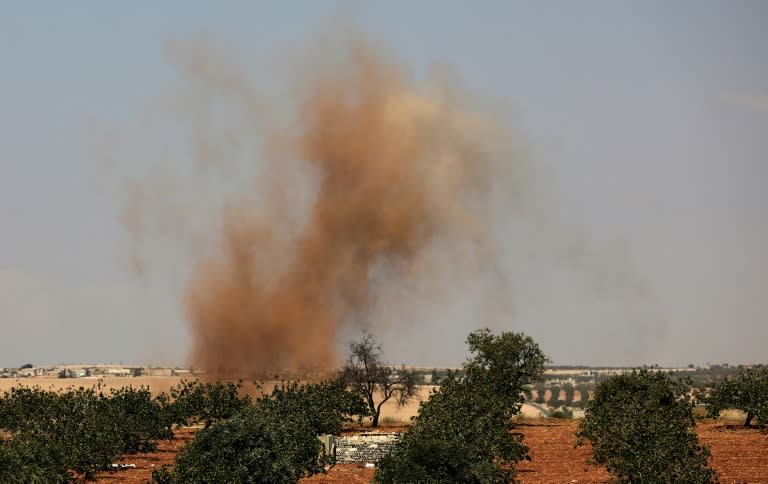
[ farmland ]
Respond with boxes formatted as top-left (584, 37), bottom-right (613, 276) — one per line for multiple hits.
top-left (86, 419), bottom-right (768, 483)
top-left (2, 366), bottom-right (765, 483)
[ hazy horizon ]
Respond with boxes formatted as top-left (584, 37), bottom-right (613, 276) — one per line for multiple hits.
top-left (1, 1), bottom-right (766, 369)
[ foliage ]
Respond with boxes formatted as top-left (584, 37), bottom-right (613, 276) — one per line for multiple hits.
top-left (563, 383), bottom-right (575, 407)
top-left (376, 328), bottom-right (548, 483)
top-left (550, 409), bottom-right (571, 419)
top-left (155, 396), bottom-right (329, 483)
top-left (0, 383), bottom-right (177, 480)
top-left (575, 383), bottom-right (591, 408)
top-left (0, 433), bottom-right (71, 483)
top-left (576, 370), bottom-right (717, 483)
top-left (0, 385), bottom-right (125, 479)
top-left (340, 333), bottom-right (418, 427)
top-left (106, 386), bottom-right (173, 452)
top-left (547, 385), bottom-right (561, 407)
top-left (169, 379), bottom-right (251, 429)
top-left (705, 365), bottom-right (768, 427)
top-left (462, 328), bottom-right (548, 406)
top-left (377, 372), bottom-right (528, 483)
top-left (522, 386), bottom-right (532, 402)
top-left (258, 378), bottom-right (366, 436)
top-left (430, 368), bottom-right (441, 385)
top-left (154, 377), bottom-right (365, 483)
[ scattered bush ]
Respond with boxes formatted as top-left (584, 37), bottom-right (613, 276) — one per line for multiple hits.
top-left (577, 370), bottom-right (717, 483)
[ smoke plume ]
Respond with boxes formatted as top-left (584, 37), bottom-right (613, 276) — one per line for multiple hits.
top-left (122, 32), bottom-right (515, 375)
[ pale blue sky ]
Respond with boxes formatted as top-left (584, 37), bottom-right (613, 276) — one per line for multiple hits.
top-left (1, 1), bottom-right (766, 367)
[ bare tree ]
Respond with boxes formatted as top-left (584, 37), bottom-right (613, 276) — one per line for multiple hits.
top-left (340, 333), bottom-right (418, 427)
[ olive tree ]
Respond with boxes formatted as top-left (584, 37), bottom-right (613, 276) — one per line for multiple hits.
top-left (577, 370), bottom-right (716, 483)
top-left (705, 365), bottom-right (768, 427)
top-left (153, 378), bottom-right (363, 483)
top-left (153, 405), bottom-right (322, 484)
top-left (340, 333), bottom-right (418, 427)
top-left (547, 385), bottom-right (561, 408)
top-left (563, 383), bottom-right (575, 407)
top-left (169, 379), bottom-right (251, 429)
top-left (257, 378), bottom-right (366, 435)
top-left (376, 328), bottom-right (548, 483)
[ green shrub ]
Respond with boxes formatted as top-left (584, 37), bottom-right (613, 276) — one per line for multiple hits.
top-left (563, 383), bottom-right (575, 407)
top-left (155, 377), bottom-right (364, 483)
top-left (577, 370), bottom-right (716, 483)
top-left (169, 379), bottom-right (251, 429)
top-left (377, 373), bottom-right (529, 484)
top-left (0, 434), bottom-right (70, 483)
top-left (0, 384), bottom-right (172, 480)
top-left (376, 329), bottom-right (547, 483)
top-left (378, 436), bottom-right (499, 484)
top-left (105, 386), bottom-right (173, 452)
top-left (258, 378), bottom-right (366, 435)
top-left (547, 386), bottom-right (561, 407)
top-left (705, 365), bottom-right (768, 427)
top-left (154, 405), bottom-right (322, 484)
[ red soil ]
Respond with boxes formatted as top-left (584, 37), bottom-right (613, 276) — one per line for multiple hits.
top-left (92, 420), bottom-right (768, 483)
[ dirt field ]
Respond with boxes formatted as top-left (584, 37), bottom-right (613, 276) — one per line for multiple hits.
top-left (698, 422), bottom-right (768, 483)
top-left (87, 419), bottom-right (768, 483)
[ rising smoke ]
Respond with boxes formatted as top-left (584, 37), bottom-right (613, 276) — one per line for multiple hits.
top-left (119, 31), bottom-right (521, 375)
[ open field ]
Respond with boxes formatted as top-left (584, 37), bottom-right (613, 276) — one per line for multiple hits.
top-left (89, 419), bottom-right (768, 484)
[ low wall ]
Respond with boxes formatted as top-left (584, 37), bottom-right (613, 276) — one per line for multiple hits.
top-left (335, 433), bottom-right (401, 464)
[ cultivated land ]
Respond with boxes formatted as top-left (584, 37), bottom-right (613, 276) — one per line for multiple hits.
top-left (0, 377), bottom-right (188, 396)
top-left (4, 371), bottom-right (766, 482)
top-left (87, 420), bottom-right (768, 484)
top-left (0, 377), bottom-right (434, 423)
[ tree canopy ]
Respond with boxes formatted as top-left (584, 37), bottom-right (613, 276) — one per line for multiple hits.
top-left (376, 328), bottom-right (548, 483)
top-left (705, 365), bottom-right (768, 427)
top-left (577, 370), bottom-right (716, 483)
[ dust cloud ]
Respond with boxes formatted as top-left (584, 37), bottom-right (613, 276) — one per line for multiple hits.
top-left (120, 32), bottom-right (520, 375)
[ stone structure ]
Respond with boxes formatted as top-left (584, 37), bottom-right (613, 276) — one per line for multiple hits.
top-left (335, 433), bottom-right (401, 464)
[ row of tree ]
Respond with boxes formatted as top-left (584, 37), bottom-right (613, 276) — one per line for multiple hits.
top-left (0, 379), bottom-right (279, 481)
top-left (1, 330), bottom-right (765, 483)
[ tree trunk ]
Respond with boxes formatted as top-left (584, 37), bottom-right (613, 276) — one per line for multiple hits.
top-left (371, 410), bottom-right (380, 427)
top-left (745, 411), bottom-right (754, 427)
